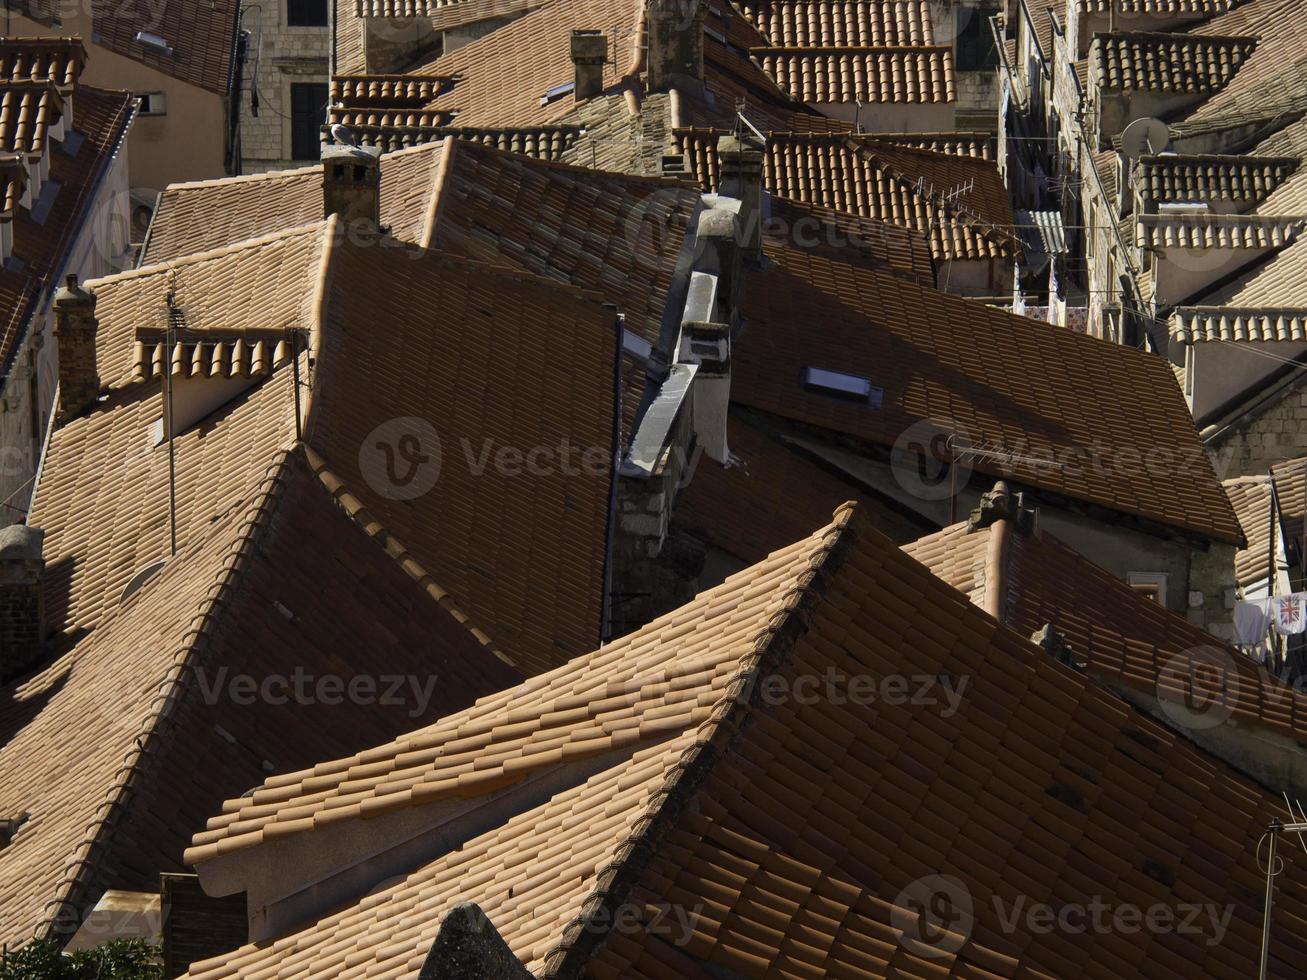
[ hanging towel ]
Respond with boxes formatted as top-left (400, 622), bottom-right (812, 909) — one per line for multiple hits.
top-left (1235, 599), bottom-right (1273, 645)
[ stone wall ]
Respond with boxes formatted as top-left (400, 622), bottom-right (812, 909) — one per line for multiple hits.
top-left (1209, 377), bottom-right (1307, 480)
top-left (239, 1), bottom-right (330, 172)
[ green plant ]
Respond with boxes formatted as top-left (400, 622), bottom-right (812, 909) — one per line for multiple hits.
top-left (0, 938), bottom-right (162, 979)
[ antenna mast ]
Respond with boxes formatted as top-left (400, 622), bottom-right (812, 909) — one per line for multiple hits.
top-left (164, 274), bottom-right (181, 557)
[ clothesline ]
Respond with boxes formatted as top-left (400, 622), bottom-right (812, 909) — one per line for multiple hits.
top-left (1235, 594), bottom-right (1307, 646)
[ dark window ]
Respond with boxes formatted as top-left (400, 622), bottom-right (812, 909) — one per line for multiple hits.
top-left (287, 0), bottom-right (328, 26)
top-left (956, 7), bottom-right (1000, 71)
top-left (290, 83), bottom-right (328, 161)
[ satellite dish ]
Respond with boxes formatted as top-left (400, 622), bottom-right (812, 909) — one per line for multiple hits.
top-left (1121, 117), bottom-right (1170, 159)
top-left (329, 123), bottom-right (357, 146)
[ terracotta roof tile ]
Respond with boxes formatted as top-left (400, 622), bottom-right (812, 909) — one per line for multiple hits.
top-left (1138, 153), bottom-right (1298, 206)
top-left (186, 506), bottom-right (842, 866)
top-left (764, 195), bottom-right (936, 283)
top-left (1079, 0), bottom-right (1231, 11)
top-left (1137, 212), bottom-right (1307, 250)
top-left (1179, 0), bottom-right (1307, 130)
top-left (0, 80), bottom-right (61, 154)
top-left (410, 0), bottom-right (645, 129)
top-left (141, 142), bottom-right (447, 264)
top-left (307, 238), bottom-right (621, 673)
top-left (428, 138), bottom-right (700, 347)
top-left (1170, 239), bottom-right (1307, 343)
top-left (0, 450), bottom-right (519, 945)
top-left (89, 0), bottom-right (239, 94)
top-left (0, 83), bottom-right (134, 417)
top-left (909, 516), bottom-right (1307, 741)
top-left (677, 130), bottom-right (1016, 261)
top-left (739, 0), bottom-right (936, 48)
top-left (0, 36), bottom-right (84, 89)
top-left (733, 243), bottom-right (1243, 543)
top-left (39, 218), bottom-right (623, 675)
top-left (184, 506), bottom-right (1307, 978)
top-left (754, 44), bottom-right (956, 103)
top-left (1226, 474), bottom-right (1278, 592)
top-left (673, 413), bottom-right (926, 563)
top-left (1091, 29), bottom-right (1256, 93)
top-left (144, 139), bottom-right (695, 354)
top-left (1226, 459), bottom-right (1307, 593)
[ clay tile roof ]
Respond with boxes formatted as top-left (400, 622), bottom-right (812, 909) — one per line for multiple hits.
top-left (141, 141), bottom-right (449, 264)
top-left (143, 138), bottom-right (696, 355)
top-left (1091, 30), bottom-right (1256, 93)
top-left (1079, 0), bottom-right (1231, 11)
top-left (184, 513), bottom-right (843, 869)
top-left (185, 506), bottom-right (1307, 978)
top-left (739, 0), bottom-right (936, 47)
top-left (1136, 212), bottom-right (1307, 250)
top-left (676, 130), bottom-right (1016, 261)
top-left (1165, 0), bottom-right (1307, 134)
top-left (1226, 474), bottom-right (1278, 592)
top-left (404, 0), bottom-right (645, 129)
top-left (906, 517), bottom-right (1307, 741)
top-left (1138, 153), bottom-right (1299, 205)
top-left (331, 73), bottom-right (457, 103)
top-left (0, 449), bottom-right (519, 946)
top-left (353, 0), bottom-right (540, 20)
top-left (39, 219), bottom-right (623, 674)
top-left (0, 85), bottom-right (133, 389)
top-left (306, 239), bottom-right (622, 674)
top-left (427, 138), bottom-right (700, 347)
top-left (1170, 238), bottom-right (1307, 343)
top-left (672, 413), bottom-right (928, 564)
top-left (734, 244), bottom-right (1243, 544)
top-left (764, 195), bottom-right (937, 283)
top-left (753, 44), bottom-right (956, 102)
top-left (88, 0), bottom-right (239, 94)
top-left (1226, 458), bottom-right (1307, 594)
top-left (0, 36), bottom-right (85, 89)
top-left (0, 80), bottom-right (61, 154)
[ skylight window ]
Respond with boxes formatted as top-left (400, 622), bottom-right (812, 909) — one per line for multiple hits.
top-left (540, 81), bottom-right (575, 106)
top-left (802, 367), bottom-right (883, 407)
top-left (135, 32), bottom-right (174, 57)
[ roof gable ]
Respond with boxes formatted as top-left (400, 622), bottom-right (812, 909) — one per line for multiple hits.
top-left (0, 450), bottom-right (519, 946)
top-left (184, 505), bottom-right (1307, 978)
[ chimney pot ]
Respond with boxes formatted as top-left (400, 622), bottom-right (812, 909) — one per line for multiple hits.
top-left (54, 275), bottom-right (100, 422)
top-left (0, 524), bottom-right (44, 681)
top-left (570, 30), bottom-right (608, 100)
top-left (322, 144), bottom-right (382, 230)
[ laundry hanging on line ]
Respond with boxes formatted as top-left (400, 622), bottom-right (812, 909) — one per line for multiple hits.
top-left (1234, 594), bottom-right (1307, 645)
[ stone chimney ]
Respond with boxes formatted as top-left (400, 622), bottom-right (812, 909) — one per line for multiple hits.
top-left (54, 274), bottom-right (100, 423)
top-left (716, 132), bottom-right (765, 260)
top-left (1031, 624), bottom-right (1084, 672)
top-left (0, 525), bottom-right (44, 681)
top-left (570, 30), bottom-right (608, 100)
top-left (646, 0), bottom-right (706, 91)
top-left (322, 144), bottom-right (382, 230)
top-left (967, 480), bottom-right (1036, 533)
